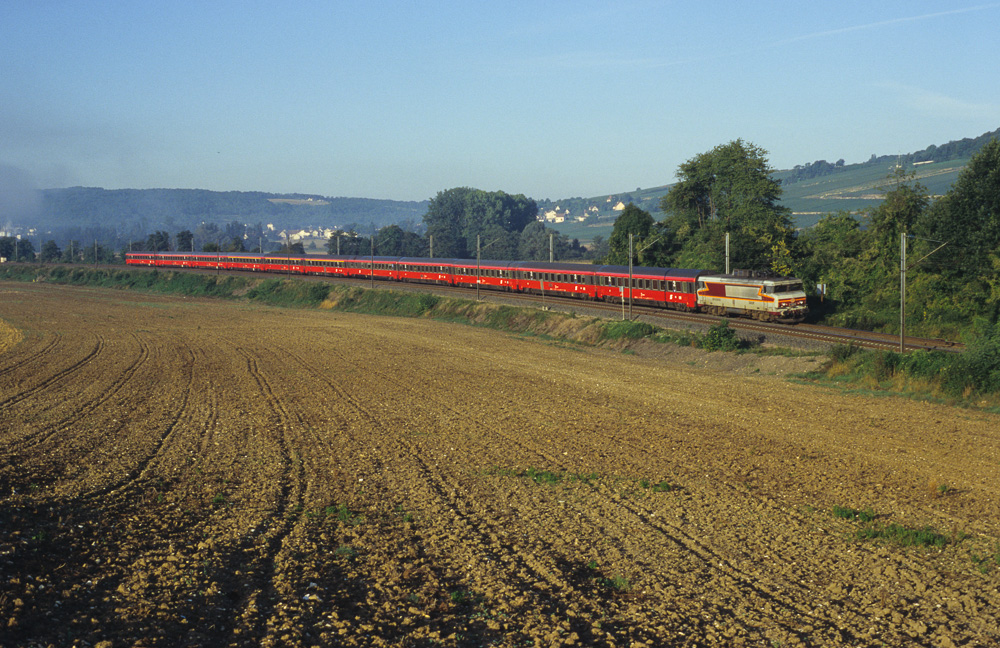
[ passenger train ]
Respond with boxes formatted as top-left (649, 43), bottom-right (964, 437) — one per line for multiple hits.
top-left (125, 251), bottom-right (809, 323)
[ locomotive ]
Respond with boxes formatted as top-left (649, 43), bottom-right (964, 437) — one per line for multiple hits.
top-left (125, 251), bottom-right (808, 323)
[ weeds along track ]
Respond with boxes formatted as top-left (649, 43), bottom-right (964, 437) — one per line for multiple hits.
top-left (2, 283), bottom-right (1000, 647)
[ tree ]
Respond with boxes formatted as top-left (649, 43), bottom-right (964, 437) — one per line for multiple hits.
top-left (605, 203), bottom-right (655, 265)
top-left (660, 139), bottom-right (793, 272)
top-left (0, 237), bottom-right (15, 260)
top-left (794, 212), bottom-right (867, 314)
top-left (423, 187), bottom-right (538, 258)
top-left (223, 237), bottom-right (246, 253)
top-left (15, 239), bottom-right (35, 262)
top-left (373, 225), bottom-right (405, 256)
top-left (40, 240), bottom-right (62, 263)
top-left (82, 242), bottom-right (112, 264)
top-left (919, 138), bottom-right (1000, 278)
top-left (587, 235), bottom-right (609, 261)
top-left (147, 230), bottom-right (171, 252)
top-left (334, 231), bottom-right (370, 255)
top-left (864, 167), bottom-right (929, 273)
top-left (176, 229), bottom-right (194, 252)
top-left (62, 240), bottom-right (82, 262)
top-left (194, 222), bottom-right (221, 251)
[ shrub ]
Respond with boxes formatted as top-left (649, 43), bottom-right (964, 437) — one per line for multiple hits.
top-left (600, 320), bottom-right (656, 341)
top-left (700, 321), bottom-right (742, 352)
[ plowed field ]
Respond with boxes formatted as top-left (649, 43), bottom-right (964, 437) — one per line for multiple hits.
top-left (2, 282), bottom-right (999, 647)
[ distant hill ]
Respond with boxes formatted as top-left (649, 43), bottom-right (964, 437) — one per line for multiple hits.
top-left (31, 187), bottom-right (428, 241)
top-left (17, 127), bottom-right (999, 247)
top-left (547, 127), bottom-right (1000, 241)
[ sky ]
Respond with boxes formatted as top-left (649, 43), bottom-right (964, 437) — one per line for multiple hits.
top-left (2, 1), bottom-right (999, 203)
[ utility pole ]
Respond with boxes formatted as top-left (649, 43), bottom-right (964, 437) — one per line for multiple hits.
top-left (900, 233), bottom-right (906, 353)
top-left (370, 236), bottom-right (375, 289)
top-left (476, 234), bottom-right (481, 301)
top-left (628, 233), bottom-right (634, 320)
top-left (429, 235), bottom-right (433, 259)
top-left (725, 232), bottom-right (730, 274)
top-left (549, 233), bottom-right (554, 263)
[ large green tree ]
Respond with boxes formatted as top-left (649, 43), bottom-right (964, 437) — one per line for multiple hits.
top-left (516, 221), bottom-right (574, 261)
top-left (865, 167), bottom-right (930, 273)
top-left (176, 230), bottom-right (194, 252)
top-left (39, 240), bottom-right (62, 263)
top-left (919, 138), bottom-right (1000, 278)
top-left (659, 140), bottom-right (792, 273)
top-left (372, 225), bottom-right (428, 257)
top-left (423, 188), bottom-right (537, 258)
top-left (146, 230), bottom-right (172, 252)
top-left (0, 237), bottom-right (35, 262)
top-left (605, 203), bottom-right (661, 265)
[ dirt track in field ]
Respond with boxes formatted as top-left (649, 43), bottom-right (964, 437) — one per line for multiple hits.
top-left (1, 282), bottom-right (999, 648)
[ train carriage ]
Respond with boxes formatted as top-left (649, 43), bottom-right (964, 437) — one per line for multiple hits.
top-left (396, 257), bottom-right (456, 286)
top-left (448, 259), bottom-right (517, 291)
top-left (594, 265), bottom-right (701, 310)
top-left (510, 261), bottom-right (598, 299)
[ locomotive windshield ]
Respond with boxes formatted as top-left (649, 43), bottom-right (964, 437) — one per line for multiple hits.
top-left (766, 282), bottom-right (804, 293)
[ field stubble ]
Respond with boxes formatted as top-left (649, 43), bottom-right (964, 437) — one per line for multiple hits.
top-left (1, 282), bottom-right (999, 647)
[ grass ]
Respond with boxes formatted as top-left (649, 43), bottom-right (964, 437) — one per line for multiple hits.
top-left (804, 342), bottom-right (1000, 408)
top-left (855, 523), bottom-right (949, 549)
top-left (522, 467), bottom-right (562, 485)
top-left (970, 544), bottom-right (1000, 574)
top-left (639, 479), bottom-right (678, 492)
top-left (334, 544), bottom-right (358, 560)
top-left (486, 466), bottom-right (600, 486)
top-left (578, 560), bottom-right (632, 593)
top-left (832, 504), bottom-right (953, 549)
top-left (832, 505), bottom-right (876, 523)
top-left (322, 503), bottom-right (361, 524)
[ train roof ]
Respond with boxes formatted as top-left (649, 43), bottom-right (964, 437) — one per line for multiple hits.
top-left (596, 265), bottom-right (704, 280)
top-left (508, 261), bottom-right (599, 274)
top-left (699, 272), bottom-right (802, 283)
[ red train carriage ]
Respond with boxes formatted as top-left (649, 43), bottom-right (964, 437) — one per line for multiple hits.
top-left (510, 262), bottom-right (598, 299)
top-left (593, 265), bottom-right (701, 310)
top-left (395, 258), bottom-right (457, 286)
top-left (447, 259), bottom-right (518, 291)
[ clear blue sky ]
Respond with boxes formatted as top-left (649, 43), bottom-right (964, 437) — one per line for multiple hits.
top-left (2, 1), bottom-right (998, 202)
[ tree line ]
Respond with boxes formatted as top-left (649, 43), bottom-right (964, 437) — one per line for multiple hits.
top-left (605, 137), bottom-right (1000, 340)
top-left (9, 135), bottom-right (1000, 342)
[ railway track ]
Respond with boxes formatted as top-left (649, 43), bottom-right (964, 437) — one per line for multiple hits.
top-left (65, 262), bottom-right (967, 353)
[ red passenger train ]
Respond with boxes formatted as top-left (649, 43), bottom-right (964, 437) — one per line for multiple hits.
top-left (125, 251), bottom-right (807, 322)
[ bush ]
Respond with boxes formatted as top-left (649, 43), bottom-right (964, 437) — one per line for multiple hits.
top-left (700, 321), bottom-right (742, 352)
top-left (600, 320), bottom-right (656, 341)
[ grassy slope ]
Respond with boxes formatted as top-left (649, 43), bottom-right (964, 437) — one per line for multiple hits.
top-left (550, 157), bottom-right (971, 242)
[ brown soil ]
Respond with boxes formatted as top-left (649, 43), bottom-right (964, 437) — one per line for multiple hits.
top-left (1, 282), bottom-right (999, 647)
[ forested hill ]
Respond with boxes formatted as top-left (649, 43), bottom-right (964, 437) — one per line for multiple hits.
top-left (35, 187), bottom-right (429, 235)
top-left (780, 126), bottom-right (1000, 184)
